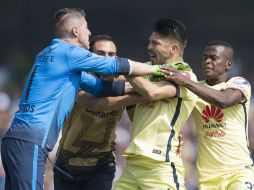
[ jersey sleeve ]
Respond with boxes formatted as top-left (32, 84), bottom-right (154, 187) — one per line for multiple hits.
top-left (67, 46), bottom-right (130, 75)
top-left (226, 76), bottom-right (251, 103)
top-left (80, 72), bottom-right (125, 97)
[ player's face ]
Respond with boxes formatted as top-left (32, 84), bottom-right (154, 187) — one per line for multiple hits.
top-left (148, 32), bottom-right (173, 65)
top-left (92, 40), bottom-right (117, 57)
top-left (92, 40), bottom-right (117, 80)
top-left (202, 45), bottom-right (229, 79)
top-left (78, 18), bottom-right (91, 49)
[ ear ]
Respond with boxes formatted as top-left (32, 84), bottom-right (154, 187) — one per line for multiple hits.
top-left (225, 60), bottom-right (232, 70)
top-left (71, 26), bottom-right (79, 37)
top-left (170, 43), bottom-right (180, 54)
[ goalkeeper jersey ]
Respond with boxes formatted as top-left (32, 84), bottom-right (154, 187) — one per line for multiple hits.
top-left (4, 39), bottom-right (129, 151)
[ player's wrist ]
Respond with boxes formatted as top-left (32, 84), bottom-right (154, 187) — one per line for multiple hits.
top-left (184, 78), bottom-right (195, 87)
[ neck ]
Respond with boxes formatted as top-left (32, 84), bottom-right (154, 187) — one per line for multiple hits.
top-left (165, 56), bottom-right (184, 64)
top-left (206, 74), bottom-right (229, 86)
top-left (62, 38), bottom-right (84, 48)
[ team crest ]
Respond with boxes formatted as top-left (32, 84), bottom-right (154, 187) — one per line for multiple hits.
top-left (201, 105), bottom-right (224, 123)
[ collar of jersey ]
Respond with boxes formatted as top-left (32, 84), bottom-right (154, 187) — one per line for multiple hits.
top-left (163, 61), bottom-right (192, 71)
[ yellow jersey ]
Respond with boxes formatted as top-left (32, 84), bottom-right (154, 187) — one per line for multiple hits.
top-left (192, 76), bottom-right (253, 182)
top-left (124, 71), bottom-right (198, 165)
top-left (56, 103), bottom-right (124, 167)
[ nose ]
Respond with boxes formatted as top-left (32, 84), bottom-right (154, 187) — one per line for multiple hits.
top-left (203, 57), bottom-right (212, 65)
top-left (88, 28), bottom-right (91, 36)
top-left (147, 42), bottom-right (152, 51)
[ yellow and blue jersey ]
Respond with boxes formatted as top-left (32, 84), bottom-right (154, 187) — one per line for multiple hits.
top-left (192, 77), bottom-right (253, 182)
top-left (124, 70), bottom-right (198, 165)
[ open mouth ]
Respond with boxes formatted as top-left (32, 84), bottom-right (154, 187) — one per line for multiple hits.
top-left (149, 54), bottom-right (156, 59)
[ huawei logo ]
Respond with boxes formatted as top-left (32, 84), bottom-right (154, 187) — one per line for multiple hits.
top-left (201, 105), bottom-right (224, 123)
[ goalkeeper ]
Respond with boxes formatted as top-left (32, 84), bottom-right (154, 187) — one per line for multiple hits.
top-left (1, 8), bottom-right (165, 190)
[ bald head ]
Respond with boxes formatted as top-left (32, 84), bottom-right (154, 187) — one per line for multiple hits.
top-left (206, 40), bottom-right (234, 62)
top-left (53, 8), bottom-right (86, 38)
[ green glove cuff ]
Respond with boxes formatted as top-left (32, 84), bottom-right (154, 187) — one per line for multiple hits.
top-left (153, 65), bottom-right (166, 77)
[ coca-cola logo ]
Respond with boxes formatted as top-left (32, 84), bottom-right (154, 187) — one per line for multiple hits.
top-left (204, 129), bottom-right (225, 138)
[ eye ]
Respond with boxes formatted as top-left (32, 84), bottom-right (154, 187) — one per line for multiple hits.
top-left (211, 56), bottom-right (218, 61)
top-left (108, 53), bottom-right (116, 57)
top-left (154, 41), bottom-right (160, 45)
top-left (97, 52), bottom-right (106, 56)
top-left (94, 50), bottom-right (106, 56)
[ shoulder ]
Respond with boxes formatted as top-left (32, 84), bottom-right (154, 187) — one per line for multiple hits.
top-left (226, 76), bottom-right (251, 91)
top-left (227, 76), bottom-right (251, 86)
top-left (226, 76), bottom-right (251, 101)
top-left (49, 39), bottom-right (91, 58)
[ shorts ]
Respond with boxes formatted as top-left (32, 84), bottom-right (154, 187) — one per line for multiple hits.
top-left (199, 166), bottom-right (254, 190)
top-left (113, 156), bottom-right (185, 190)
top-left (1, 138), bottom-right (47, 190)
top-left (54, 161), bottom-right (116, 190)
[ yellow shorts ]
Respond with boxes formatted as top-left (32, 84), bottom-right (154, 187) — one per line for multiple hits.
top-left (199, 165), bottom-right (254, 190)
top-left (113, 156), bottom-right (185, 190)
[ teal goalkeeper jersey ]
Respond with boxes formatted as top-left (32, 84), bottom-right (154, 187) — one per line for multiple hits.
top-left (4, 39), bottom-right (130, 151)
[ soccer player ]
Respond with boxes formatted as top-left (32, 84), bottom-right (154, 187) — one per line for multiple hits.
top-left (0, 8), bottom-right (162, 190)
top-left (113, 18), bottom-right (198, 190)
top-left (54, 34), bottom-right (148, 190)
top-left (162, 40), bottom-right (254, 189)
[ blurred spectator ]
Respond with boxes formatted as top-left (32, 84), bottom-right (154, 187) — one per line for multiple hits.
top-left (114, 110), bottom-right (132, 182)
top-left (0, 92), bottom-right (11, 137)
top-left (44, 134), bottom-right (62, 190)
top-left (249, 97), bottom-right (254, 159)
top-left (181, 117), bottom-right (198, 190)
top-left (0, 92), bottom-right (12, 190)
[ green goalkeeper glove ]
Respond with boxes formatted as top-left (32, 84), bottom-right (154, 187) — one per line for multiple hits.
top-left (153, 65), bottom-right (166, 77)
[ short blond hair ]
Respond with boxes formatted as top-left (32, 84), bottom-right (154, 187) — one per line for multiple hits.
top-left (53, 8), bottom-right (86, 38)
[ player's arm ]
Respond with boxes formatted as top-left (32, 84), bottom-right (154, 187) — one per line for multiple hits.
top-left (161, 67), bottom-right (243, 108)
top-left (124, 81), bottom-right (135, 94)
top-left (68, 47), bottom-right (161, 76)
top-left (125, 76), bottom-right (177, 100)
top-left (80, 72), bottom-right (135, 96)
top-left (77, 91), bottom-right (151, 111)
top-left (128, 60), bottom-right (161, 76)
top-left (79, 72), bottom-right (126, 97)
